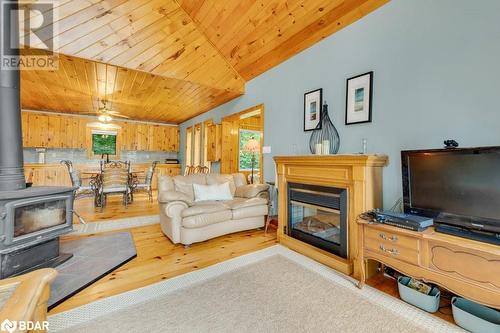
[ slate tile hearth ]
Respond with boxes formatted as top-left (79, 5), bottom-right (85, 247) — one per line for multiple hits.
top-left (49, 232), bottom-right (137, 309)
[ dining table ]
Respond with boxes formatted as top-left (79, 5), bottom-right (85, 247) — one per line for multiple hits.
top-left (81, 170), bottom-right (145, 175)
top-left (81, 169), bottom-right (145, 207)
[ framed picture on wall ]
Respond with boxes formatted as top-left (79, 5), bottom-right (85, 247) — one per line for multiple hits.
top-left (304, 88), bottom-right (322, 131)
top-left (345, 72), bottom-right (373, 125)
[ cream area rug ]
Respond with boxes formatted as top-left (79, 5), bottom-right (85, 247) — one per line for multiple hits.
top-left (49, 246), bottom-right (463, 333)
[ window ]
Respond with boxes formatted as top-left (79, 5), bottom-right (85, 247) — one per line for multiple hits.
top-left (239, 129), bottom-right (261, 171)
top-left (185, 127), bottom-right (192, 166)
top-left (92, 130), bottom-right (117, 155)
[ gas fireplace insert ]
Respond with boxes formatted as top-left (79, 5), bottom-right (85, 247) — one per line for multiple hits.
top-left (287, 183), bottom-right (347, 258)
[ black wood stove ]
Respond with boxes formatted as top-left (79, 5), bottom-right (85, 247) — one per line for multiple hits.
top-left (0, 0), bottom-right (74, 278)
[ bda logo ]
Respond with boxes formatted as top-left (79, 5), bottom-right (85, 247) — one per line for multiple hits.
top-left (0, 319), bottom-right (16, 333)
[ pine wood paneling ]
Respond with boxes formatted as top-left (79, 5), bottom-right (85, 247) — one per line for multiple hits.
top-left (20, 54), bottom-right (243, 124)
top-left (19, 0), bottom-right (245, 91)
top-left (206, 123), bottom-right (221, 162)
top-left (22, 111), bottom-right (179, 152)
top-left (19, 0), bottom-right (388, 123)
top-left (178, 0), bottom-right (389, 80)
top-left (21, 112), bottom-right (29, 147)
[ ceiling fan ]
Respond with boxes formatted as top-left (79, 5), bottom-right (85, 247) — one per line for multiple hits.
top-left (92, 99), bottom-right (129, 123)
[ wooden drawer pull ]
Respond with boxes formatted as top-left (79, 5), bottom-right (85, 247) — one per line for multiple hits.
top-left (379, 244), bottom-right (399, 255)
top-left (379, 233), bottom-right (398, 242)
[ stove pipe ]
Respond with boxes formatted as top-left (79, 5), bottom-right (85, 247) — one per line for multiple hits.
top-left (0, 0), bottom-right (26, 191)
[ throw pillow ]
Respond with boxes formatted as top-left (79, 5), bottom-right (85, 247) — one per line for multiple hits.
top-left (193, 182), bottom-right (233, 202)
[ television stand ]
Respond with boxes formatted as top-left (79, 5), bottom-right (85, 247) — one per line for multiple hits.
top-left (436, 224), bottom-right (500, 246)
top-left (356, 218), bottom-right (500, 310)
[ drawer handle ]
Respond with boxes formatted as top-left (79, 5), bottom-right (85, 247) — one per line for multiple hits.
top-left (379, 233), bottom-right (398, 242)
top-left (379, 244), bottom-right (399, 255)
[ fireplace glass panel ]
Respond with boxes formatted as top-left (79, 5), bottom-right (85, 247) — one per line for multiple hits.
top-left (290, 201), bottom-right (341, 245)
top-left (14, 200), bottom-right (67, 237)
top-left (287, 183), bottom-right (347, 258)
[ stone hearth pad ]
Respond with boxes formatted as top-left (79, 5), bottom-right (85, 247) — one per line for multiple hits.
top-left (48, 232), bottom-right (137, 309)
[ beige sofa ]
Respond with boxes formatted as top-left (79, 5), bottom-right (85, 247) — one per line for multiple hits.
top-left (157, 173), bottom-right (269, 246)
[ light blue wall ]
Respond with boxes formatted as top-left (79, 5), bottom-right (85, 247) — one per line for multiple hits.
top-left (180, 0), bottom-right (500, 208)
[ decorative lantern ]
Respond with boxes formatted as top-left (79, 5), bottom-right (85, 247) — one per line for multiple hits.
top-left (309, 102), bottom-right (340, 154)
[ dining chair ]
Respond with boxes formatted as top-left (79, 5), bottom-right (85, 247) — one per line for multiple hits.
top-left (98, 161), bottom-right (131, 210)
top-left (194, 165), bottom-right (210, 174)
top-left (133, 161), bottom-right (159, 202)
top-left (61, 160), bottom-right (96, 224)
top-left (183, 165), bottom-right (195, 176)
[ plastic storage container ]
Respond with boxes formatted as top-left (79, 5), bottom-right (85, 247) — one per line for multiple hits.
top-left (451, 297), bottom-right (500, 333)
top-left (397, 276), bottom-right (440, 313)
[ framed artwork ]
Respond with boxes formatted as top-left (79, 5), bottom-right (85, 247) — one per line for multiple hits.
top-left (304, 88), bottom-right (322, 131)
top-left (345, 71), bottom-right (373, 125)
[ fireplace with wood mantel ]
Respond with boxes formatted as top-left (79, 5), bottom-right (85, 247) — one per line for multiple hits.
top-left (274, 155), bottom-right (388, 279)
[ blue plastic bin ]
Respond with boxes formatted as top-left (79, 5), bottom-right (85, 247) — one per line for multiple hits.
top-left (397, 276), bottom-right (440, 313)
top-left (451, 297), bottom-right (500, 333)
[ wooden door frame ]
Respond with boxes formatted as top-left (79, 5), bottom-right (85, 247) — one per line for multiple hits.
top-left (221, 104), bottom-right (264, 182)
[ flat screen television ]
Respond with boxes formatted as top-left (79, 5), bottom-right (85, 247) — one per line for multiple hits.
top-left (401, 146), bottom-right (500, 235)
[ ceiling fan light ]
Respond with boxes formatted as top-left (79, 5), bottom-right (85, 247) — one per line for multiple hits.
top-left (98, 114), bottom-right (107, 122)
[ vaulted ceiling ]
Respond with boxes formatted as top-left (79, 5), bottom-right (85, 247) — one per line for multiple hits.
top-left (20, 0), bottom-right (388, 123)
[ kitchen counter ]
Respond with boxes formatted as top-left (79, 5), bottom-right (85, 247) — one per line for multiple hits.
top-left (24, 163), bottom-right (181, 188)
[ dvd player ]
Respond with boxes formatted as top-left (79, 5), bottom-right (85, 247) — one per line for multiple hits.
top-left (370, 211), bottom-right (433, 232)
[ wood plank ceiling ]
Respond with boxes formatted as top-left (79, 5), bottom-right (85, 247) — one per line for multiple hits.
top-left (20, 0), bottom-right (388, 123)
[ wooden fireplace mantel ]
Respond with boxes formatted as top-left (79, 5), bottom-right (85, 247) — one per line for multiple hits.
top-left (274, 154), bottom-right (388, 278)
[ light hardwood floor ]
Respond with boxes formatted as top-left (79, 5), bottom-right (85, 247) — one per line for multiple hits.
top-left (64, 198), bottom-right (454, 324)
top-left (73, 194), bottom-right (159, 223)
top-left (366, 272), bottom-right (454, 324)
top-left (51, 225), bottom-right (277, 314)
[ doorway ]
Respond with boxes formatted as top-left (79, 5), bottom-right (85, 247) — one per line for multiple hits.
top-left (221, 104), bottom-right (264, 184)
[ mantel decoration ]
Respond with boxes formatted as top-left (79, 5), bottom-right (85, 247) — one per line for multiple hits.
top-left (309, 102), bottom-right (340, 155)
top-left (345, 71), bottom-right (373, 125)
top-left (303, 88), bottom-right (323, 131)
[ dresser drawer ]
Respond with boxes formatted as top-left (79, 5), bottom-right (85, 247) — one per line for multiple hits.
top-left (364, 237), bottom-right (420, 265)
top-left (365, 227), bottom-right (419, 250)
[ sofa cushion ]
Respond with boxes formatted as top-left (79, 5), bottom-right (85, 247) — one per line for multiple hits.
top-left (222, 197), bottom-right (267, 210)
top-left (181, 202), bottom-right (228, 218)
top-left (206, 174), bottom-right (236, 196)
top-left (182, 210), bottom-right (232, 229)
top-left (157, 175), bottom-right (174, 192)
top-left (234, 184), bottom-right (269, 198)
top-left (173, 174), bottom-right (206, 201)
top-left (158, 191), bottom-right (193, 205)
top-left (231, 173), bottom-right (247, 188)
top-left (193, 182), bottom-right (233, 202)
top-left (232, 204), bottom-right (268, 220)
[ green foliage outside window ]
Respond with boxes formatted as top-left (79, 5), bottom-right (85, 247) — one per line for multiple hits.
top-left (239, 130), bottom-right (261, 171)
top-left (92, 133), bottom-right (117, 155)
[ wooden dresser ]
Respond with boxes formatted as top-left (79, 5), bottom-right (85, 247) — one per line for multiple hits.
top-left (357, 218), bottom-right (500, 309)
top-left (274, 154), bottom-right (388, 278)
